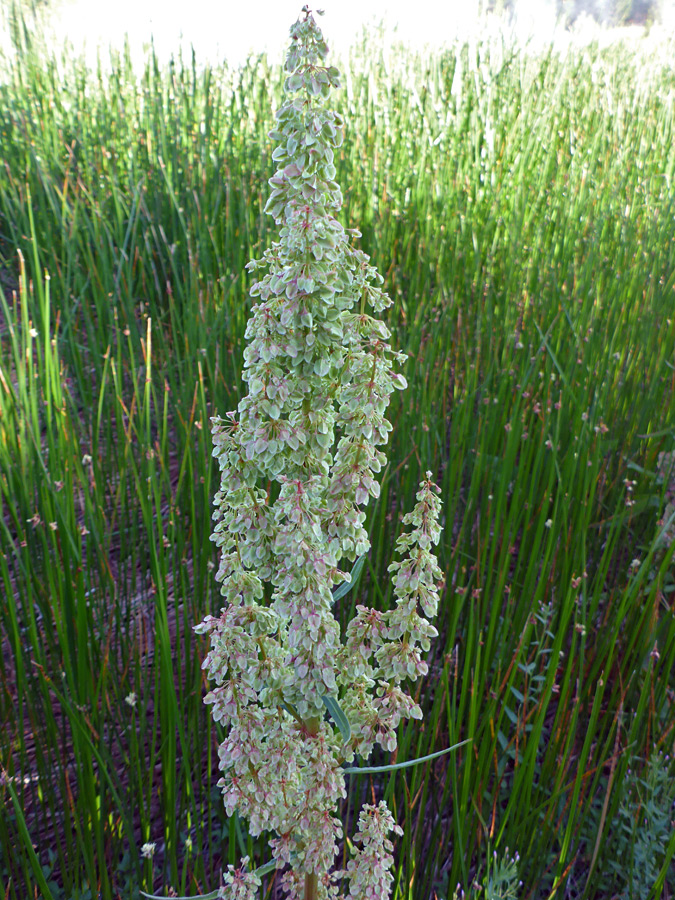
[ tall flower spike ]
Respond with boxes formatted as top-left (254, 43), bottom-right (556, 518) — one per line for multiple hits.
top-left (197, 8), bottom-right (444, 899)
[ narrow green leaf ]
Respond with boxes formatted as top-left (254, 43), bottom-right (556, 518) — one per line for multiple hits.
top-left (2, 776), bottom-right (56, 898)
top-left (342, 739), bottom-right (471, 774)
top-left (140, 891), bottom-right (219, 900)
top-left (254, 858), bottom-right (282, 876)
top-left (503, 704), bottom-right (519, 725)
top-left (234, 810), bottom-right (248, 859)
top-left (331, 553), bottom-right (366, 603)
top-left (321, 693), bottom-right (352, 743)
top-left (139, 856), bottom-right (288, 898)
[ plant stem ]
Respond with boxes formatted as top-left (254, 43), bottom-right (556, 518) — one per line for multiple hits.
top-left (305, 871), bottom-right (318, 900)
top-left (305, 716), bottom-right (320, 735)
top-left (304, 715), bottom-right (320, 900)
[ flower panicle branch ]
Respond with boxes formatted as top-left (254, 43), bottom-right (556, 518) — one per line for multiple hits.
top-left (219, 858), bottom-right (262, 900)
top-left (343, 803), bottom-right (403, 900)
top-left (195, 8), bottom-right (445, 900)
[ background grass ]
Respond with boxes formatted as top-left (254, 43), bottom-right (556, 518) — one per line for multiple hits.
top-left (0, 15), bottom-right (675, 900)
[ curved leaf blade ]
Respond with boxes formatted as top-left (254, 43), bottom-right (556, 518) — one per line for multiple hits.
top-left (342, 739), bottom-right (471, 774)
top-left (139, 854), bottom-right (294, 898)
top-left (331, 553), bottom-right (366, 603)
top-left (254, 858), bottom-right (283, 876)
top-left (140, 892), bottom-right (219, 900)
top-left (321, 693), bottom-right (352, 743)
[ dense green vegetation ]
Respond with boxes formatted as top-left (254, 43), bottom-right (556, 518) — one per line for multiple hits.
top-left (0, 19), bottom-right (674, 900)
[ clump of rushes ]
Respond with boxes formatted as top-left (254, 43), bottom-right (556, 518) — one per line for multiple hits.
top-left (195, 8), bottom-right (444, 900)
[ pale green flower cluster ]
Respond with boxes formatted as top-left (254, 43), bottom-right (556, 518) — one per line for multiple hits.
top-left (339, 475), bottom-right (442, 755)
top-left (196, 8), bottom-right (444, 899)
top-left (218, 858), bottom-right (262, 900)
top-left (344, 803), bottom-right (403, 900)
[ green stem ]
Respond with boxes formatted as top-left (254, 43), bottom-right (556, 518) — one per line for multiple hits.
top-left (305, 716), bottom-right (320, 735)
top-left (305, 871), bottom-right (318, 900)
top-left (303, 715), bottom-right (320, 900)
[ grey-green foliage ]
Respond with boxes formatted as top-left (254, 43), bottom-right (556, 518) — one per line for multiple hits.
top-left (594, 752), bottom-right (675, 898)
top-left (481, 849), bottom-right (522, 900)
top-left (445, 849), bottom-right (522, 900)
